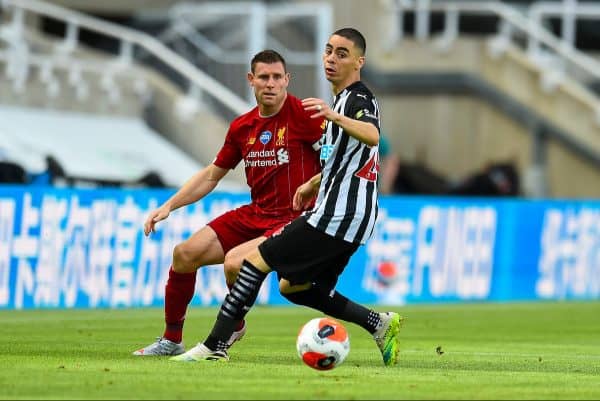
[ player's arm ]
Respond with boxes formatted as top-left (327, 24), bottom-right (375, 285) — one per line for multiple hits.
top-left (144, 164), bottom-right (228, 235)
top-left (163, 163), bottom-right (228, 210)
top-left (329, 113), bottom-right (378, 146)
top-left (301, 97), bottom-right (379, 146)
top-left (293, 173), bottom-right (322, 211)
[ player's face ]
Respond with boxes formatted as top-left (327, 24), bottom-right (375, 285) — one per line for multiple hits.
top-left (248, 62), bottom-right (290, 109)
top-left (323, 35), bottom-right (364, 89)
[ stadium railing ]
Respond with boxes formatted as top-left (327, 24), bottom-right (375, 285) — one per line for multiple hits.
top-left (140, 1), bottom-right (333, 104)
top-left (375, 0), bottom-right (600, 197)
top-left (528, 1), bottom-right (600, 62)
top-left (384, 0), bottom-right (600, 88)
top-left (0, 0), bottom-right (253, 188)
top-left (0, 0), bottom-right (252, 117)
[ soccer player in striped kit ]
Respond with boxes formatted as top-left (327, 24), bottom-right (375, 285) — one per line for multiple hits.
top-left (173, 28), bottom-right (403, 366)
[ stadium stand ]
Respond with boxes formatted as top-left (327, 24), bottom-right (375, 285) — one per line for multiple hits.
top-left (109, 0), bottom-right (600, 198)
top-left (354, 0), bottom-right (600, 198)
top-left (0, 104), bottom-right (207, 187)
top-left (1, 0), bottom-right (599, 197)
top-left (129, 1), bottom-right (333, 104)
top-left (0, 0), bottom-right (251, 189)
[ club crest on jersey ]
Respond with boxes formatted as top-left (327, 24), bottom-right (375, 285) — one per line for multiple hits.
top-left (260, 131), bottom-right (272, 144)
top-left (276, 127), bottom-right (286, 146)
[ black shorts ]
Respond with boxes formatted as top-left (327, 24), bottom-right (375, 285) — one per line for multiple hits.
top-left (258, 216), bottom-right (359, 290)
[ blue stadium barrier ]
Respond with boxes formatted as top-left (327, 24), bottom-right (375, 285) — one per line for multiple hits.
top-left (0, 185), bottom-right (598, 309)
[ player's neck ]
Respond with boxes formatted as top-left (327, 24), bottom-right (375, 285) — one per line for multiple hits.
top-left (258, 93), bottom-right (287, 118)
top-left (332, 76), bottom-right (360, 96)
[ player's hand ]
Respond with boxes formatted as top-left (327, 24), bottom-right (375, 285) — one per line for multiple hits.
top-left (293, 181), bottom-right (319, 211)
top-left (143, 205), bottom-right (170, 236)
top-left (302, 97), bottom-right (330, 119)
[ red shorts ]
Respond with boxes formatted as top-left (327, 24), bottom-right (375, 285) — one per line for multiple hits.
top-left (207, 204), bottom-right (297, 254)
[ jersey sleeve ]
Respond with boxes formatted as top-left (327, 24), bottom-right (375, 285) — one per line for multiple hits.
top-left (347, 93), bottom-right (380, 131)
top-left (213, 124), bottom-right (242, 170)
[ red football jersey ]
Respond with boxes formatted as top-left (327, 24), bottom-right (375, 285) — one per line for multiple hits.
top-left (214, 94), bottom-right (325, 218)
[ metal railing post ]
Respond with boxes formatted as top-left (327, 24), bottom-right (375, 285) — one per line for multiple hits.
top-left (415, 0), bottom-right (430, 42)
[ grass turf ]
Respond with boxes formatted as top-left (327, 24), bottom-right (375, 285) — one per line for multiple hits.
top-left (1, 301), bottom-right (599, 400)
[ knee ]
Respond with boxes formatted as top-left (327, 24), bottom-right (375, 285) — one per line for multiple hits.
top-left (279, 279), bottom-right (311, 295)
top-left (279, 283), bottom-right (310, 307)
top-left (223, 253), bottom-right (242, 283)
top-left (279, 280), bottom-right (292, 295)
top-left (172, 243), bottom-right (197, 273)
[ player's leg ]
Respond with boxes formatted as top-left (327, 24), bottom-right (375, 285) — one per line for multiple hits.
top-left (133, 226), bottom-right (225, 356)
top-left (171, 226), bottom-right (225, 273)
top-left (222, 236), bottom-right (268, 347)
top-left (165, 226), bottom-right (225, 338)
top-left (271, 220), bottom-right (362, 326)
top-left (171, 246), bottom-right (272, 362)
top-left (170, 210), bottom-right (289, 361)
top-left (171, 218), bottom-right (302, 361)
top-left (135, 205), bottom-right (272, 357)
top-left (223, 236), bottom-right (267, 287)
top-left (274, 227), bottom-right (404, 366)
top-left (279, 273), bottom-right (386, 339)
top-left (280, 279), bottom-right (403, 366)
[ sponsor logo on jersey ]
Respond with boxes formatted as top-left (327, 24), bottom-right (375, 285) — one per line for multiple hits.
top-left (355, 109), bottom-right (377, 120)
top-left (247, 149), bottom-right (276, 158)
top-left (320, 144), bottom-right (334, 161)
top-left (275, 127), bottom-right (286, 146)
top-left (260, 130), bottom-right (272, 144)
top-left (244, 148), bottom-right (290, 167)
top-left (247, 136), bottom-right (256, 145)
top-left (276, 148), bottom-right (289, 165)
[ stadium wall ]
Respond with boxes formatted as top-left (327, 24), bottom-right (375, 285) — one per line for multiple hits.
top-left (0, 185), bottom-right (598, 310)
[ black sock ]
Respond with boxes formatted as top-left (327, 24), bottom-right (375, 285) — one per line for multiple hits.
top-left (282, 284), bottom-right (381, 334)
top-left (204, 260), bottom-right (267, 351)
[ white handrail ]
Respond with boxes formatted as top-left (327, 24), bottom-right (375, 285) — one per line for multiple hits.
top-left (0, 49), bottom-right (144, 77)
top-left (1, 0), bottom-right (252, 115)
top-left (163, 1), bottom-right (332, 106)
top-left (529, 1), bottom-right (600, 50)
top-left (389, 0), bottom-right (600, 81)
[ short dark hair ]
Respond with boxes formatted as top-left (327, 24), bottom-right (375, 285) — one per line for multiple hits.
top-left (250, 49), bottom-right (287, 73)
top-left (332, 27), bottom-right (366, 56)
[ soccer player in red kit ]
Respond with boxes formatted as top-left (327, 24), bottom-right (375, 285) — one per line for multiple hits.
top-left (133, 49), bottom-right (324, 356)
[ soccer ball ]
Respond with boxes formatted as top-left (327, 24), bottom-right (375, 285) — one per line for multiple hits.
top-left (296, 317), bottom-right (350, 370)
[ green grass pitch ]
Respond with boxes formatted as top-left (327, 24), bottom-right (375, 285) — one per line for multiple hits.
top-left (1, 301), bottom-right (599, 400)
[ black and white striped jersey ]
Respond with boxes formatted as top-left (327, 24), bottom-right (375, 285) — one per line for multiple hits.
top-left (305, 81), bottom-right (380, 245)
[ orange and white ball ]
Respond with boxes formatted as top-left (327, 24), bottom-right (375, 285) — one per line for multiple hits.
top-left (296, 317), bottom-right (350, 370)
